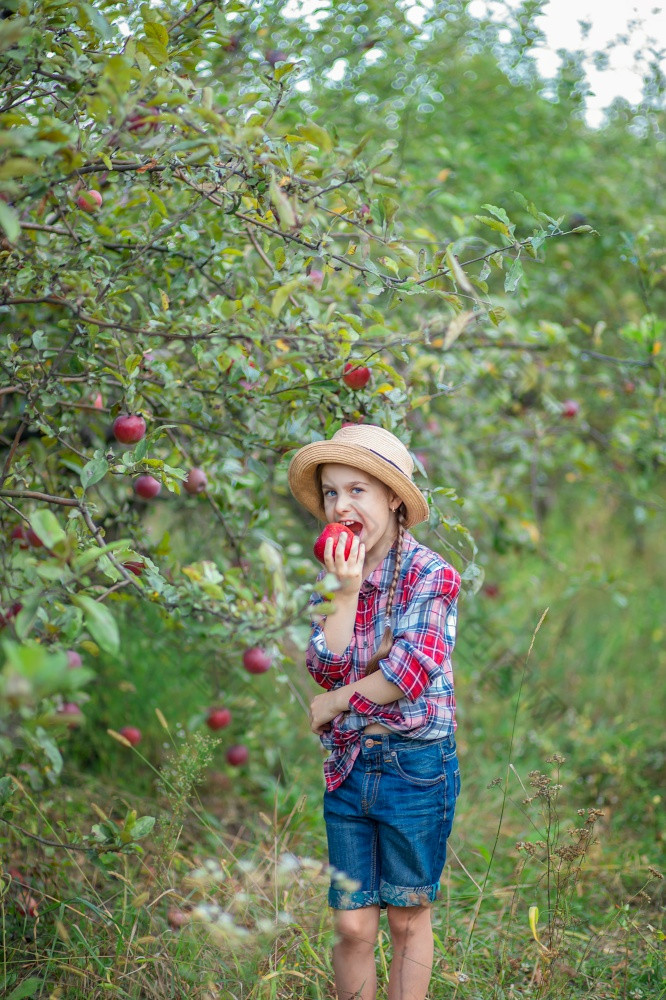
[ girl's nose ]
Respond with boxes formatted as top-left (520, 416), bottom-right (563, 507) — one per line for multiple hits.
top-left (334, 494), bottom-right (350, 516)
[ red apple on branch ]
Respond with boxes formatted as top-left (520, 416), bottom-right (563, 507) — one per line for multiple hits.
top-left (226, 744), bottom-right (249, 766)
top-left (113, 414), bottom-right (146, 444)
top-left (77, 189), bottom-right (103, 212)
top-left (343, 362), bottom-right (371, 389)
top-left (242, 647), bottom-right (272, 674)
top-left (184, 467), bottom-right (208, 495)
top-left (206, 707), bottom-right (232, 731)
top-left (134, 475), bottom-right (161, 499)
top-left (561, 399), bottom-right (580, 419)
top-left (313, 522), bottom-right (354, 564)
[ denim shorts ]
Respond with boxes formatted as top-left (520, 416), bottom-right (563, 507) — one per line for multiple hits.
top-left (323, 732), bottom-right (460, 910)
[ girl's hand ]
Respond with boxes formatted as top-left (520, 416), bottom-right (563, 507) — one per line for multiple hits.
top-left (309, 689), bottom-right (345, 734)
top-left (323, 531), bottom-right (365, 597)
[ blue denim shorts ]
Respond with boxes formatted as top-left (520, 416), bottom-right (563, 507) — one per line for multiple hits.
top-left (323, 732), bottom-right (460, 910)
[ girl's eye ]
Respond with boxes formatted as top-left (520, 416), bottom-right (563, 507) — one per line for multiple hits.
top-left (324, 489), bottom-right (336, 499)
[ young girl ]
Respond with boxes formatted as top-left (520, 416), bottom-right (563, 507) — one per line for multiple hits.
top-left (288, 423), bottom-right (461, 1000)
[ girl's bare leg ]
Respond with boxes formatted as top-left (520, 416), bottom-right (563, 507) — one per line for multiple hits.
top-left (333, 905), bottom-right (381, 1000)
top-left (386, 904), bottom-right (434, 1000)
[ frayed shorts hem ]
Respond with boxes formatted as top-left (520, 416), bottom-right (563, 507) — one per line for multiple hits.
top-left (329, 880), bottom-right (439, 910)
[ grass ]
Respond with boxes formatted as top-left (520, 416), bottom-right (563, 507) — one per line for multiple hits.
top-left (2, 485), bottom-right (664, 999)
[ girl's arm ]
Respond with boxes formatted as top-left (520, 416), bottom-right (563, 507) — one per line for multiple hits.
top-left (310, 670), bottom-right (402, 733)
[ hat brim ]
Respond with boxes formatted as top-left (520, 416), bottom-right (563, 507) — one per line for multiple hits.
top-left (288, 440), bottom-right (430, 528)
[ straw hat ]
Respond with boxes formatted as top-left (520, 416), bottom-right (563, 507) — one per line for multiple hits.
top-left (287, 424), bottom-right (429, 528)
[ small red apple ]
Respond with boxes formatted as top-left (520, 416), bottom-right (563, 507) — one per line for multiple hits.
top-left (313, 522), bottom-right (355, 564)
top-left (119, 725), bottom-right (142, 746)
top-left (265, 48), bottom-right (287, 66)
top-left (77, 189), bottom-right (103, 212)
top-left (308, 268), bottom-right (324, 290)
top-left (167, 906), bottom-right (189, 929)
top-left (11, 525), bottom-right (29, 549)
top-left (184, 467), bottom-right (208, 495)
top-left (126, 105), bottom-right (159, 134)
top-left (561, 399), bottom-right (580, 419)
top-left (58, 702), bottom-right (83, 729)
top-left (206, 707), bottom-right (232, 730)
top-left (113, 414), bottom-right (146, 444)
top-left (92, 392), bottom-right (104, 410)
top-left (622, 380), bottom-right (636, 394)
top-left (123, 560), bottom-right (145, 577)
top-left (0, 602), bottom-right (22, 630)
top-left (242, 647), bottom-right (272, 675)
top-left (343, 362), bottom-right (371, 390)
top-left (66, 649), bottom-right (82, 669)
top-left (134, 475), bottom-right (161, 499)
top-left (25, 527), bottom-right (44, 548)
top-left (483, 584), bottom-right (500, 599)
top-left (226, 744), bottom-right (249, 766)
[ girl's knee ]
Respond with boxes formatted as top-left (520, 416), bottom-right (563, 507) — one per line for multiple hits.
top-left (386, 903), bottom-right (431, 940)
top-left (335, 906), bottom-right (380, 947)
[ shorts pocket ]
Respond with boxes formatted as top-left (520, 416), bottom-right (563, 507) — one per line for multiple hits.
top-left (388, 742), bottom-right (446, 787)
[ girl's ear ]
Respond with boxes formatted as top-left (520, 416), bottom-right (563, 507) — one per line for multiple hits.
top-left (388, 490), bottom-right (402, 512)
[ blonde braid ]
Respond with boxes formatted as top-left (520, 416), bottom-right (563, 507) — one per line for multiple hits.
top-left (365, 505), bottom-right (406, 675)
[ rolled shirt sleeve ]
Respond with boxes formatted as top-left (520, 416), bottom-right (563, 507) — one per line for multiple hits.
top-left (305, 583), bottom-right (356, 690)
top-left (363, 563), bottom-right (461, 704)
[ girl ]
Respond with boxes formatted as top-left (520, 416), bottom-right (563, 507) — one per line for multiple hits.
top-left (288, 423), bottom-right (461, 1000)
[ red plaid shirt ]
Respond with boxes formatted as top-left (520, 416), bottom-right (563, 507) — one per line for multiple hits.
top-left (306, 532), bottom-right (461, 791)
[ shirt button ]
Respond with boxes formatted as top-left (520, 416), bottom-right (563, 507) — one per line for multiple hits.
top-left (364, 738), bottom-right (374, 747)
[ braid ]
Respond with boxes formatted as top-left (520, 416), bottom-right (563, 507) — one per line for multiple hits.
top-left (365, 505), bottom-right (406, 675)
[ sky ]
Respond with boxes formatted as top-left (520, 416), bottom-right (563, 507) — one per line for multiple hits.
top-left (467, 0), bottom-right (665, 125)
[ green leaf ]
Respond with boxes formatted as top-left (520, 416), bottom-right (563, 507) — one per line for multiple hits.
top-left (81, 456), bottom-right (109, 491)
top-left (482, 203), bottom-right (512, 227)
top-left (0, 200), bottom-right (20, 242)
top-left (269, 175), bottom-right (296, 229)
top-left (504, 257), bottom-right (523, 293)
top-left (296, 120), bottom-right (333, 152)
top-left (475, 214), bottom-right (511, 237)
top-left (71, 594), bottom-right (120, 654)
top-left (130, 815), bottom-right (156, 840)
top-left (30, 509), bottom-right (65, 549)
top-left (7, 977), bottom-right (43, 1000)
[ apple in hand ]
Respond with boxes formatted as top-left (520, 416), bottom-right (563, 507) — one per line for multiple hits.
top-left (134, 475), bottom-right (161, 499)
top-left (113, 414), bottom-right (146, 444)
top-left (77, 189), bottom-right (103, 212)
top-left (242, 647), bottom-right (272, 675)
top-left (120, 725), bottom-right (142, 746)
top-left (313, 522), bottom-right (354, 564)
top-left (226, 744), bottom-right (249, 766)
top-left (184, 467), bottom-right (208, 494)
top-left (206, 707), bottom-right (232, 730)
top-left (343, 362), bottom-right (371, 389)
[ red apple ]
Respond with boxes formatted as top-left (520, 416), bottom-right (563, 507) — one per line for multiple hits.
top-left (11, 525), bottom-right (29, 549)
top-left (308, 268), bottom-right (324, 290)
top-left (113, 414), bottom-right (146, 444)
top-left (123, 560), bottom-right (145, 577)
top-left (0, 602), bottom-right (22, 630)
top-left (77, 189), bottom-right (103, 212)
top-left (66, 649), bottom-right (82, 669)
top-left (119, 725), bottom-right (142, 746)
top-left (313, 522), bottom-right (354, 564)
top-left (226, 744), bottom-right (249, 766)
top-left (561, 399), bottom-right (580, 419)
top-left (206, 707), bottom-right (232, 730)
top-left (483, 584), bottom-right (500, 599)
top-left (58, 702), bottom-right (83, 729)
top-left (242, 647), bottom-right (272, 675)
top-left (25, 527), bottom-right (44, 548)
top-left (184, 467), bottom-right (208, 495)
top-left (126, 105), bottom-right (159, 134)
top-left (343, 362), bottom-right (371, 390)
top-left (167, 906), bottom-right (188, 929)
top-left (265, 48), bottom-right (287, 66)
top-left (92, 392), bottom-right (104, 410)
top-left (622, 380), bottom-right (636, 394)
top-left (134, 475), bottom-right (161, 499)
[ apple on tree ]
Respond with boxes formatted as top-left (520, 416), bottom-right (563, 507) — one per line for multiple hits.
top-left (206, 707), bottom-right (232, 730)
top-left (134, 475), bottom-right (161, 499)
top-left (561, 399), bottom-right (580, 419)
top-left (77, 189), bottom-right (103, 212)
top-left (113, 414), bottom-right (146, 444)
top-left (184, 467), bottom-right (208, 495)
top-left (226, 744), bottom-right (249, 766)
top-left (242, 647), bottom-right (272, 674)
top-left (343, 362), bottom-right (371, 390)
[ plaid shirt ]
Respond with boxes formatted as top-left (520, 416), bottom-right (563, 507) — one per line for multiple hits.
top-left (306, 531), bottom-right (461, 791)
